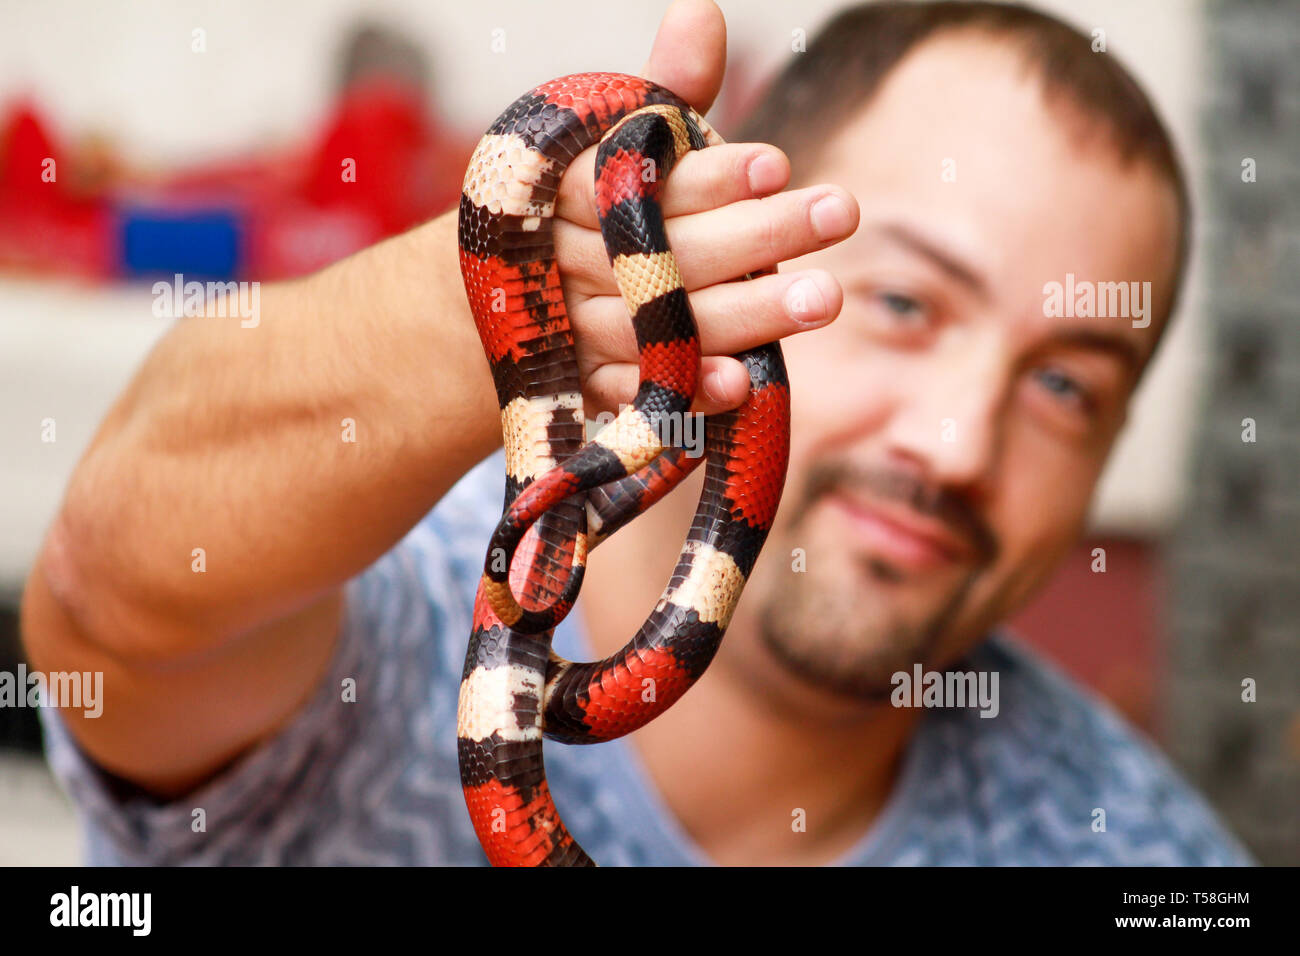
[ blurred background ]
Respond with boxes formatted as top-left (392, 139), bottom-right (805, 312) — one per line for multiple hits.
top-left (0, 0), bottom-right (1295, 865)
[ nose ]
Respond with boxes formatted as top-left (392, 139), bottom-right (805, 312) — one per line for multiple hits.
top-left (881, 337), bottom-right (1007, 495)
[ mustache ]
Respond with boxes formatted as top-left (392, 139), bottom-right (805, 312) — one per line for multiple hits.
top-left (796, 460), bottom-right (999, 564)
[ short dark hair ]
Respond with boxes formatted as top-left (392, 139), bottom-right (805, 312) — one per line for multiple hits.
top-left (735, 0), bottom-right (1191, 339)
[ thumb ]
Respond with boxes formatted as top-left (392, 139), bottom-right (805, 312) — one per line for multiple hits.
top-left (639, 0), bottom-right (727, 113)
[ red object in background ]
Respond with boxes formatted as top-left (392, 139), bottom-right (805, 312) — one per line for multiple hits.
top-left (0, 102), bottom-right (114, 279)
top-left (303, 77), bottom-right (429, 235)
top-left (1, 103), bottom-right (58, 214)
top-left (1009, 537), bottom-right (1165, 736)
top-left (0, 77), bottom-right (475, 282)
top-left (249, 76), bottom-right (470, 279)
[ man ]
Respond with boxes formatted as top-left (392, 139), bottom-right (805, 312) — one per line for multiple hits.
top-left (24, 0), bottom-right (1251, 865)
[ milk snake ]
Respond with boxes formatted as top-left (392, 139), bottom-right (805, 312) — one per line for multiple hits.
top-left (456, 72), bottom-right (790, 866)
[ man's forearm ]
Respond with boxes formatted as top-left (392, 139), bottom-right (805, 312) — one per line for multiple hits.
top-left (41, 210), bottom-right (499, 660)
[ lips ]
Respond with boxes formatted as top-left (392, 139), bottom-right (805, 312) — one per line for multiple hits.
top-left (826, 490), bottom-right (975, 572)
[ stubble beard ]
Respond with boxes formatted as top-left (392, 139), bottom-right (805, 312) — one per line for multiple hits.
top-left (757, 550), bottom-right (979, 701)
top-left (755, 460), bottom-right (997, 702)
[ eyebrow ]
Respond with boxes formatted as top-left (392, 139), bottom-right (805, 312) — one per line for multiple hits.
top-left (869, 222), bottom-right (1147, 373)
top-left (1046, 326), bottom-right (1144, 375)
top-left (872, 222), bottom-right (990, 300)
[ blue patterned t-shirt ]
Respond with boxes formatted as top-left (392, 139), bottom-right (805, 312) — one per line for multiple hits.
top-left (40, 452), bottom-right (1253, 865)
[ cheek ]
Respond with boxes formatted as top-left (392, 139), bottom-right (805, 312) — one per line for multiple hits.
top-left (783, 330), bottom-right (845, 428)
top-left (988, 424), bottom-right (1102, 577)
top-left (779, 324), bottom-right (894, 463)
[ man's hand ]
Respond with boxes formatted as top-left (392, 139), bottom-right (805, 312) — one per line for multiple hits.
top-left (552, 0), bottom-right (857, 415)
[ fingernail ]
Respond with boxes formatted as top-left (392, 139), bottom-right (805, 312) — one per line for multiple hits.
top-left (747, 151), bottom-right (784, 195)
top-left (810, 193), bottom-right (853, 241)
top-left (785, 276), bottom-right (827, 325)
top-left (702, 369), bottom-right (727, 403)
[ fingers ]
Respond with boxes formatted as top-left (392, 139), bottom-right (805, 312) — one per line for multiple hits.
top-left (558, 142), bottom-right (790, 230)
top-left (573, 269), bottom-right (842, 365)
top-left (640, 0), bottom-right (727, 112)
top-left (585, 356), bottom-right (752, 417)
top-left (557, 185), bottom-right (859, 297)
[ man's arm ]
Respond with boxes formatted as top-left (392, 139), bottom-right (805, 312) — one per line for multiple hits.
top-left (22, 217), bottom-right (497, 796)
top-left (20, 0), bottom-right (857, 798)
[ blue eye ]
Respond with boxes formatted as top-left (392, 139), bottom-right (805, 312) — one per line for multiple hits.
top-left (878, 292), bottom-right (925, 324)
top-left (1035, 367), bottom-right (1089, 407)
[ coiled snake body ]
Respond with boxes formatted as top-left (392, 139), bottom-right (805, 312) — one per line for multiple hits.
top-left (456, 72), bottom-right (790, 866)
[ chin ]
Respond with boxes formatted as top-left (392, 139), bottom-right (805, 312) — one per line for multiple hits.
top-left (748, 548), bottom-right (985, 705)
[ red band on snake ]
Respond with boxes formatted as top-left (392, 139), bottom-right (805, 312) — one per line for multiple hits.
top-left (456, 72), bottom-right (790, 867)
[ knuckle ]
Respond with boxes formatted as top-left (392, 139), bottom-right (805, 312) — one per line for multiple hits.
top-left (759, 200), bottom-right (782, 261)
top-left (704, 159), bottom-right (727, 211)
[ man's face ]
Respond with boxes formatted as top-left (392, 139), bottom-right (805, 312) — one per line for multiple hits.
top-left (740, 33), bottom-right (1181, 700)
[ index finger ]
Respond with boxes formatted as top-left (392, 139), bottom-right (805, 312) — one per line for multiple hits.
top-left (557, 142), bottom-right (791, 230)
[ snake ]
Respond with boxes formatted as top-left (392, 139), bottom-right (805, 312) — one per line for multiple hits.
top-left (455, 72), bottom-right (790, 866)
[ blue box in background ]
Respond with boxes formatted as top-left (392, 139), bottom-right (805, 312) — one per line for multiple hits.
top-left (118, 206), bottom-right (244, 281)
